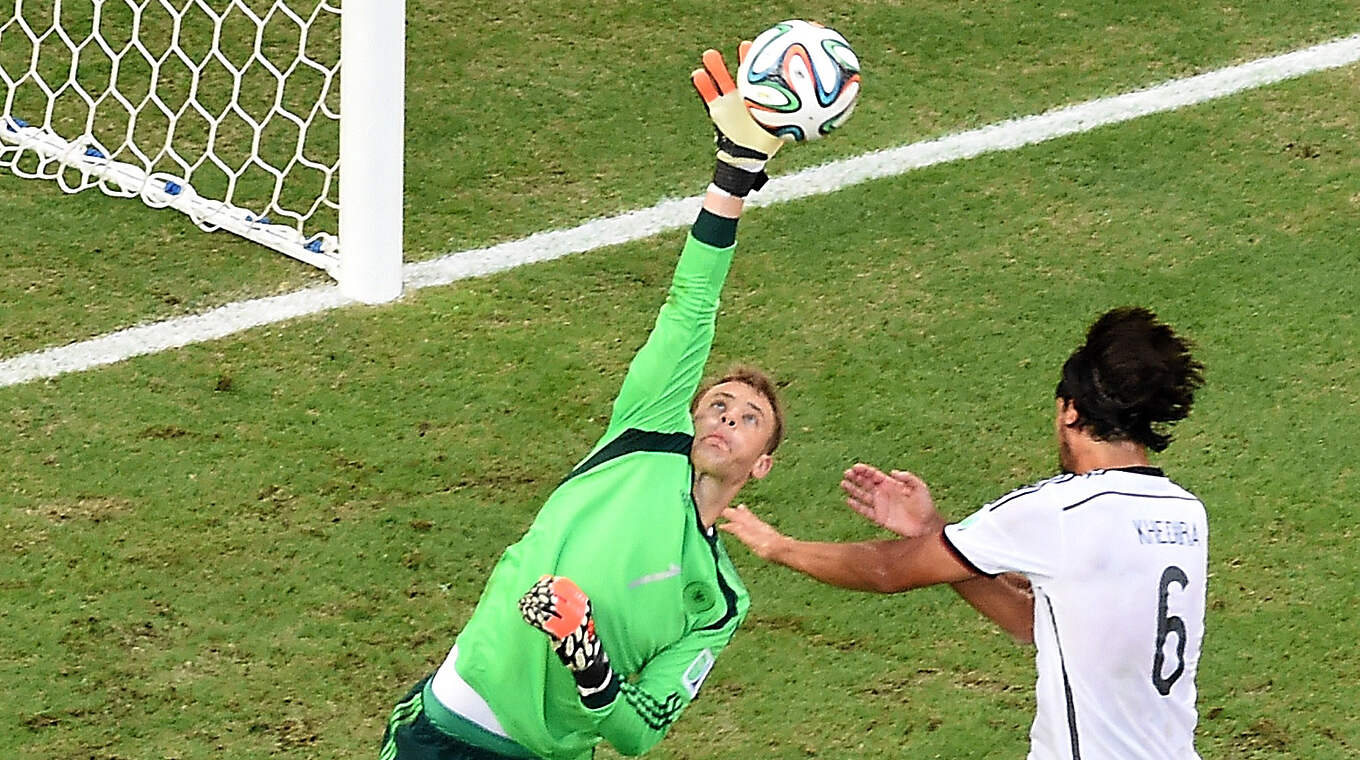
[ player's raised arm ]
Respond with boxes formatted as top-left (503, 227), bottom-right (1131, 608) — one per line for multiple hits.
top-left (719, 502), bottom-right (978, 592)
top-left (596, 45), bottom-right (786, 443)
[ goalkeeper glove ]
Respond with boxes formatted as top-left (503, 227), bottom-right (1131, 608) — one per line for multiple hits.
top-left (691, 44), bottom-right (785, 197)
top-left (519, 575), bottom-right (616, 702)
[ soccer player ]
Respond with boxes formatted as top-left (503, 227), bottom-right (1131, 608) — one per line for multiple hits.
top-left (380, 45), bottom-right (790, 760)
top-left (721, 307), bottom-right (1208, 760)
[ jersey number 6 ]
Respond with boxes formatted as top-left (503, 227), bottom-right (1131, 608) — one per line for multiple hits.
top-left (1152, 565), bottom-right (1189, 696)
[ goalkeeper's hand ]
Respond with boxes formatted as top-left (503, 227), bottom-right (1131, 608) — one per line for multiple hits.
top-left (519, 575), bottom-right (616, 702)
top-left (692, 44), bottom-right (785, 198)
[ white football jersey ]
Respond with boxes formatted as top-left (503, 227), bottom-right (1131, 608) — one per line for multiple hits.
top-left (943, 467), bottom-right (1207, 760)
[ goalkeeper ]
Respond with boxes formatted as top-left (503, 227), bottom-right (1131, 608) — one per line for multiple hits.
top-left (381, 43), bottom-right (788, 760)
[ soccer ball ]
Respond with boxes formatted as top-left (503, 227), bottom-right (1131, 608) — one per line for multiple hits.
top-left (736, 20), bottom-right (861, 142)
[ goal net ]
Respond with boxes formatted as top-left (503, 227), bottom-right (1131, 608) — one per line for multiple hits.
top-left (0, 0), bottom-right (403, 302)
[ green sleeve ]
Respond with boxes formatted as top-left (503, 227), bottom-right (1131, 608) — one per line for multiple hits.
top-left (597, 229), bottom-right (735, 442)
top-left (590, 624), bottom-right (739, 756)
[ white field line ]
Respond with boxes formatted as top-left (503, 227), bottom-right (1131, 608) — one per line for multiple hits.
top-left (3, 33), bottom-right (1358, 389)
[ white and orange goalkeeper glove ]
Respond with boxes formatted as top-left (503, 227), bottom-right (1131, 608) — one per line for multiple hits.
top-left (519, 575), bottom-right (615, 702)
top-left (692, 44), bottom-right (785, 197)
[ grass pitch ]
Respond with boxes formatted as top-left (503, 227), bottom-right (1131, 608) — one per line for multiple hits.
top-left (2, 2), bottom-right (1359, 758)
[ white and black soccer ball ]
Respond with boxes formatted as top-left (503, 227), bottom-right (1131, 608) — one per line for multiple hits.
top-left (736, 20), bottom-right (861, 142)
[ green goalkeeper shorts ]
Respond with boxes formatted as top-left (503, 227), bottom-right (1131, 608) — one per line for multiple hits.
top-left (380, 677), bottom-right (535, 760)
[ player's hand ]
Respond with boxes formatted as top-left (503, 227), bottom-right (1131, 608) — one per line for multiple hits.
top-left (718, 504), bottom-right (787, 561)
top-left (518, 575), bottom-right (606, 674)
top-left (692, 44), bottom-right (784, 197)
top-left (841, 464), bottom-right (945, 538)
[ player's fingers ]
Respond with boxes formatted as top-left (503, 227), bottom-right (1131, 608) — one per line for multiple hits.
top-left (843, 468), bottom-right (880, 496)
top-left (738, 39), bottom-right (752, 65)
top-left (701, 48), bottom-right (737, 95)
top-left (841, 477), bottom-right (874, 504)
top-left (891, 470), bottom-right (926, 491)
top-left (851, 465), bottom-right (891, 491)
top-left (550, 575), bottom-right (581, 596)
top-left (846, 463), bottom-right (876, 483)
top-left (550, 577), bottom-right (589, 614)
top-left (845, 496), bottom-right (874, 516)
top-left (717, 519), bottom-right (753, 540)
top-left (720, 505), bottom-right (756, 529)
top-left (691, 68), bottom-right (720, 105)
top-left (851, 462), bottom-right (887, 480)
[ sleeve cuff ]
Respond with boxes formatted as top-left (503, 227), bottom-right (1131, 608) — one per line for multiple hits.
top-left (940, 529), bottom-right (996, 578)
top-left (579, 671), bottom-right (620, 710)
top-left (691, 209), bottom-right (737, 249)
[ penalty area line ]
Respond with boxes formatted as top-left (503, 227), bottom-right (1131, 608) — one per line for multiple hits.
top-left (2, 32), bottom-right (1358, 389)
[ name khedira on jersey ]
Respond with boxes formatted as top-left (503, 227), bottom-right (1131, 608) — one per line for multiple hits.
top-left (1132, 519), bottom-right (1202, 546)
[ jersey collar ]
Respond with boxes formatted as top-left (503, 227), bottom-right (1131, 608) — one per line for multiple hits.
top-left (1108, 465), bottom-right (1165, 477)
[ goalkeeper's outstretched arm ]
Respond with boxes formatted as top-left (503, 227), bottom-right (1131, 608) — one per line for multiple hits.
top-left (592, 43), bottom-right (785, 442)
top-left (701, 184), bottom-right (744, 220)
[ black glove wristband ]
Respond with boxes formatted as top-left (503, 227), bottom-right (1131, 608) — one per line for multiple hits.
top-left (566, 649), bottom-right (618, 708)
top-left (716, 134), bottom-right (770, 162)
top-left (712, 159), bottom-right (768, 198)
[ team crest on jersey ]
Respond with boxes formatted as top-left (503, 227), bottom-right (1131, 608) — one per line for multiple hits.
top-left (684, 581), bottom-right (715, 613)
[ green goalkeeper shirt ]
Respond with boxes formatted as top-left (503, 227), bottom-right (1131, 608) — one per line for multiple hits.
top-left (435, 224), bottom-right (751, 760)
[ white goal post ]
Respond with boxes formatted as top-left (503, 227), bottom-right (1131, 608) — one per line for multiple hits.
top-left (0, 0), bottom-right (404, 303)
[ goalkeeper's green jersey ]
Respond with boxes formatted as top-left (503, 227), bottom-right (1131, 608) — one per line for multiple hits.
top-left (433, 227), bottom-right (751, 760)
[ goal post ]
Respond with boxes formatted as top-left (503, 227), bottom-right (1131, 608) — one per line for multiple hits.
top-left (0, 0), bottom-right (404, 304)
top-left (338, 0), bottom-right (402, 303)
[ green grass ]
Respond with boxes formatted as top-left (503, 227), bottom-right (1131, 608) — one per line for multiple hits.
top-left (3, 3), bottom-right (1360, 758)
top-left (3, 0), bottom-right (1358, 356)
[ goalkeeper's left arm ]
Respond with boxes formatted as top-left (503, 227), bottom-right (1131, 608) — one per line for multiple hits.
top-left (590, 627), bottom-right (736, 756)
top-left (519, 575), bottom-right (741, 756)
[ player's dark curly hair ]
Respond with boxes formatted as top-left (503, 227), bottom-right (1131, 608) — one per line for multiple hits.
top-left (1056, 307), bottom-right (1204, 452)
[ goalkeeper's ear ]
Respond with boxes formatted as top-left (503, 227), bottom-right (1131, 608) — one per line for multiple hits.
top-left (748, 452), bottom-right (773, 481)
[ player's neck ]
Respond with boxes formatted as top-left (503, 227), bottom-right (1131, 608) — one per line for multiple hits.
top-left (1067, 437), bottom-right (1150, 474)
top-left (691, 472), bottom-right (744, 529)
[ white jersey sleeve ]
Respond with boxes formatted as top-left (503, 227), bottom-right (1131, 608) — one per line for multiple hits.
top-left (942, 474), bottom-right (1077, 582)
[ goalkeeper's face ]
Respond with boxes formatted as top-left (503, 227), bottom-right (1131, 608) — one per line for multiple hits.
top-left (690, 381), bottom-right (776, 483)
